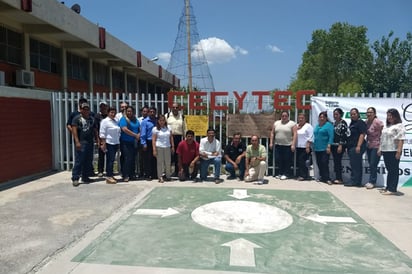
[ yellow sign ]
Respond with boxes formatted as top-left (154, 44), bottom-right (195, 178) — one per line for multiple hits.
top-left (185, 115), bottom-right (209, 137)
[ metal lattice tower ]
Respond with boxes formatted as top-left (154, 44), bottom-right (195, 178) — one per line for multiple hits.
top-left (166, 0), bottom-right (215, 92)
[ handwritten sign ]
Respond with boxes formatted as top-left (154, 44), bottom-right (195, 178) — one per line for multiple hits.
top-left (226, 114), bottom-right (277, 138)
top-left (185, 115), bottom-right (209, 137)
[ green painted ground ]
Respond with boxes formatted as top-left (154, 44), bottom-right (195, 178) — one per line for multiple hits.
top-left (73, 187), bottom-right (412, 273)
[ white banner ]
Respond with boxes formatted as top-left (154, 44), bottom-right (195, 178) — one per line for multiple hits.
top-left (311, 97), bottom-right (412, 187)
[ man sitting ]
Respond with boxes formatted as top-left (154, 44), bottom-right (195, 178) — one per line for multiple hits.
top-left (224, 132), bottom-right (246, 180)
top-left (176, 130), bottom-right (200, 181)
top-left (245, 135), bottom-right (267, 185)
top-left (199, 128), bottom-right (223, 184)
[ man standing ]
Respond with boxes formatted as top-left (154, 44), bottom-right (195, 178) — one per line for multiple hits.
top-left (245, 135), bottom-right (267, 185)
top-left (224, 132), bottom-right (246, 180)
top-left (199, 128), bottom-right (223, 184)
top-left (176, 130), bottom-right (200, 181)
top-left (94, 101), bottom-right (108, 177)
top-left (115, 101), bottom-right (128, 175)
top-left (166, 102), bottom-right (186, 177)
top-left (71, 103), bottom-right (97, 186)
top-left (140, 106), bottom-right (157, 180)
top-left (136, 105), bottom-right (149, 178)
top-left (67, 97), bottom-right (95, 176)
top-left (115, 101), bottom-right (128, 122)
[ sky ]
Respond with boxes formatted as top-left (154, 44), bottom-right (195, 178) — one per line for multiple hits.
top-left (62, 0), bottom-right (411, 93)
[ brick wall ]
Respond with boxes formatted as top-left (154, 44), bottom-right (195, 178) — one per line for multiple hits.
top-left (0, 97), bottom-right (52, 183)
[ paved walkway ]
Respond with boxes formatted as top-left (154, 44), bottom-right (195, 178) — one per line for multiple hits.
top-left (1, 172), bottom-right (411, 274)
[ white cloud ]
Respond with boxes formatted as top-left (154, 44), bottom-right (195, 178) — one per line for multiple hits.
top-left (266, 44), bottom-right (284, 53)
top-left (235, 46), bottom-right (248, 55)
top-left (157, 52), bottom-right (171, 63)
top-left (192, 37), bottom-right (247, 64)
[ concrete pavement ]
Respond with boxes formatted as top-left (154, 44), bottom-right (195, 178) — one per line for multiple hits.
top-left (0, 171), bottom-right (411, 274)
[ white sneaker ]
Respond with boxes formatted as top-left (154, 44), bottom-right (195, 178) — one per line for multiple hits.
top-left (280, 175), bottom-right (287, 180)
top-left (274, 175), bottom-right (280, 179)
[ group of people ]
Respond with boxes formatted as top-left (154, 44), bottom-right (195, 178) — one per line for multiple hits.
top-left (308, 107), bottom-right (405, 195)
top-left (68, 98), bottom-right (406, 193)
top-left (67, 99), bottom-right (187, 185)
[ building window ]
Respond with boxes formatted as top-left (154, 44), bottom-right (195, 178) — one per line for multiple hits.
top-left (126, 74), bottom-right (137, 92)
top-left (0, 26), bottom-right (23, 65)
top-left (67, 52), bottom-right (88, 81)
top-left (93, 62), bottom-right (108, 86)
top-left (112, 69), bottom-right (124, 90)
top-left (30, 38), bottom-right (61, 73)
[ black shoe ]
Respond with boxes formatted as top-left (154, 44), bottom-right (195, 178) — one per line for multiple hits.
top-left (82, 177), bottom-right (94, 183)
top-left (344, 183), bottom-right (361, 187)
top-left (226, 176), bottom-right (236, 180)
top-left (215, 178), bottom-right (223, 184)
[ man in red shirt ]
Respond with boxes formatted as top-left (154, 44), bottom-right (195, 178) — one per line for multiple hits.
top-left (176, 130), bottom-right (200, 181)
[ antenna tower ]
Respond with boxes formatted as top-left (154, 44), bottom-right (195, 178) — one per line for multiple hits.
top-left (166, 0), bottom-right (215, 92)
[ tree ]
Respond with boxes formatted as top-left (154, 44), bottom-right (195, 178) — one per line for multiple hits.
top-left (363, 31), bottom-right (412, 96)
top-left (289, 22), bottom-right (372, 94)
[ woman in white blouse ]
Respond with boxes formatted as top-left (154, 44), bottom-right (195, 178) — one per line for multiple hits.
top-left (152, 115), bottom-right (174, 183)
top-left (295, 113), bottom-right (313, 181)
top-left (100, 107), bottom-right (121, 184)
top-left (378, 109), bottom-right (405, 195)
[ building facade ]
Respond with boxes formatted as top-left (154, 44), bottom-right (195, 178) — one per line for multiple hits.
top-left (0, 0), bottom-right (179, 184)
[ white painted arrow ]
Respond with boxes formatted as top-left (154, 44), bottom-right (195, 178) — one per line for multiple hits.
top-left (133, 208), bottom-right (179, 218)
top-left (229, 189), bottom-right (250, 200)
top-left (304, 214), bottom-right (356, 224)
top-left (221, 238), bottom-right (261, 267)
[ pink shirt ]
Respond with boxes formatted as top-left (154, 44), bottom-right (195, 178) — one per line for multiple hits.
top-left (366, 118), bottom-right (383, 149)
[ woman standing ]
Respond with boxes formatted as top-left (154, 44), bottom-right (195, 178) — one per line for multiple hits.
top-left (378, 109), bottom-right (405, 195)
top-left (119, 106), bottom-right (140, 182)
top-left (100, 107), bottom-right (121, 184)
top-left (269, 111), bottom-right (297, 180)
top-left (365, 107), bottom-right (383, 189)
top-left (295, 113), bottom-right (313, 181)
top-left (313, 111), bottom-right (334, 184)
top-left (152, 115), bottom-right (174, 183)
top-left (345, 108), bottom-right (367, 187)
top-left (331, 108), bottom-right (349, 184)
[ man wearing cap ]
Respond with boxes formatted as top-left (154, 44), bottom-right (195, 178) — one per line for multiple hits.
top-left (71, 103), bottom-right (98, 186)
top-left (67, 97), bottom-right (95, 177)
top-left (94, 101), bottom-right (108, 177)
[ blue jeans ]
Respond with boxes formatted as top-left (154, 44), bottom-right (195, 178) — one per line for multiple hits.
top-left (348, 143), bottom-right (366, 185)
top-left (200, 157), bottom-right (222, 180)
top-left (71, 142), bottom-right (94, 181)
top-left (225, 158), bottom-right (245, 179)
top-left (120, 141), bottom-right (136, 178)
top-left (106, 144), bottom-right (119, 177)
top-left (366, 147), bottom-right (380, 184)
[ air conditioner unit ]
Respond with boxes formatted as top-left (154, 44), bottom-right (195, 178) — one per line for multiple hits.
top-left (16, 70), bottom-right (35, 87)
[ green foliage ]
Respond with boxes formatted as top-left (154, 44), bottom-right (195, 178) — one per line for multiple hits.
top-left (362, 31), bottom-right (412, 95)
top-left (290, 22), bottom-right (373, 94)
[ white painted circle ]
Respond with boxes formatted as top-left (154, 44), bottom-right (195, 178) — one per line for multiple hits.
top-left (191, 201), bottom-right (293, 234)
